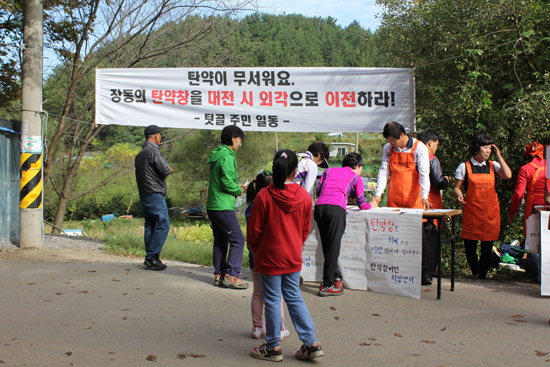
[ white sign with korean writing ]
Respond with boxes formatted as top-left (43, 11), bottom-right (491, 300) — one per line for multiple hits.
top-left (339, 209), bottom-right (369, 290)
top-left (95, 67), bottom-right (415, 133)
top-left (301, 208), bottom-right (422, 299)
top-left (365, 209), bottom-right (422, 299)
top-left (540, 211), bottom-right (550, 296)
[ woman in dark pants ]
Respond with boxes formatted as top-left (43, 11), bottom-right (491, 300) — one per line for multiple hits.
top-left (453, 134), bottom-right (512, 279)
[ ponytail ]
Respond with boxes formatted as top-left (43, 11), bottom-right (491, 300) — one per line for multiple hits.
top-left (272, 149), bottom-right (298, 189)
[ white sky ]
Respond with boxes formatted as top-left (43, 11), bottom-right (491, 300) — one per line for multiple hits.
top-left (255, 0), bottom-right (382, 31)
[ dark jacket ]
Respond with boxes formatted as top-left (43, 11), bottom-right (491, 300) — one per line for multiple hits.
top-left (429, 155), bottom-right (448, 190)
top-left (135, 141), bottom-right (171, 196)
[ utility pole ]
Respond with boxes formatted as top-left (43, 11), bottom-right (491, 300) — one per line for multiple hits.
top-left (20, 0), bottom-right (44, 248)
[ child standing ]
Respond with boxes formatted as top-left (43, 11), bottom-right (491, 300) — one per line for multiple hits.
top-left (315, 152), bottom-right (378, 297)
top-left (248, 150), bottom-right (324, 362)
top-left (244, 173), bottom-right (289, 341)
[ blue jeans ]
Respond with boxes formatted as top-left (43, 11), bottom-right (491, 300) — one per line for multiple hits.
top-left (207, 210), bottom-right (245, 277)
top-left (261, 271), bottom-right (317, 349)
top-left (140, 193), bottom-right (170, 260)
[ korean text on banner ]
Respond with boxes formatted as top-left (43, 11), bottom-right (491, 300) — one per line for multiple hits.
top-left (95, 67), bottom-right (415, 133)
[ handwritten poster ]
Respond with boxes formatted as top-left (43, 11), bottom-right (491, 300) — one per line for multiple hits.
top-left (301, 208), bottom-right (423, 299)
top-left (541, 211), bottom-right (550, 296)
top-left (365, 209), bottom-right (422, 299)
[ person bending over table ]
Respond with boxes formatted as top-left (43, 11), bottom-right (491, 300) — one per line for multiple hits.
top-left (453, 134), bottom-right (512, 280)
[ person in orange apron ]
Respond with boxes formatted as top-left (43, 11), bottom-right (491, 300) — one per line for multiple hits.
top-left (374, 122), bottom-right (431, 283)
top-left (453, 134), bottom-right (512, 279)
top-left (418, 129), bottom-right (451, 285)
top-left (508, 142), bottom-right (546, 283)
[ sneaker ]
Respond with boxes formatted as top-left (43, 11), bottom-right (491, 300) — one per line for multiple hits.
top-left (143, 257), bottom-right (167, 270)
top-left (252, 326), bottom-right (266, 339)
top-left (295, 343), bottom-right (324, 360)
top-left (214, 274), bottom-right (224, 287)
top-left (421, 274), bottom-right (433, 286)
top-left (334, 278), bottom-right (343, 289)
top-left (223, 275), bottom-right (249, 289)
top-left (251, 343), bottom-right (283, 362)
top-left (318, 284), bottom-right (343, 297)
top-left (280, 327), bottom-right (290, 341)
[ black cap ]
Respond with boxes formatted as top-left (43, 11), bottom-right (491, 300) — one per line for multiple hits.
top-left (319, 158), bottom-right (329, 169)
top-left (144, 125), bottom-right (162, 136)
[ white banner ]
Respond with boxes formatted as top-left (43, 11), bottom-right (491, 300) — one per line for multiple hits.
top-left (541, 211), bottom-right (550, 296)
top-left (301, 207), bottom-right (422, 299)
top-left (95, 67), bottom-right (415, 132)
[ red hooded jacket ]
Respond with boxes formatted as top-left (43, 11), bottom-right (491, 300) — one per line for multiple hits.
top-left (247, 182), bottom-right (312, 275)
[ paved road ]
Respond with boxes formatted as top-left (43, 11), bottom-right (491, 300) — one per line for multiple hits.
top-left (1, 252), bottom-right (549, 366)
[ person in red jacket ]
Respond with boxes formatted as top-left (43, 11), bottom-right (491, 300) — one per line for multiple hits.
top-left (508, 142), bottom-right (546, 283)
top-left (248, 150), bottom-right (324, 362)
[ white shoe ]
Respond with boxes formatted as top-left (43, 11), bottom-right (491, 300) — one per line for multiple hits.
top-left (252, 326), bottom-right (266, 339)
top-left (280, 327), bottom-right (290, 341)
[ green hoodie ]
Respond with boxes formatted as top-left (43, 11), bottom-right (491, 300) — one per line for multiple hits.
top-left (206, 145), bottom-right (242, 211)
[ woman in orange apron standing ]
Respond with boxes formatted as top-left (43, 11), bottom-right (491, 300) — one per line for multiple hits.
top-left (453, 134), bottom-right (512, 279)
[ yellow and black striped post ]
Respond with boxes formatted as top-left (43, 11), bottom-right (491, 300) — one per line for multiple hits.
top-left (20, 153), bottom-right (42, 209)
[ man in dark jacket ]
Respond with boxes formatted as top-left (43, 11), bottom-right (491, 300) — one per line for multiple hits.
top-left (135, 125), bottom-right (172, 270)
top-left (418, 129), bottom-right (450, 285)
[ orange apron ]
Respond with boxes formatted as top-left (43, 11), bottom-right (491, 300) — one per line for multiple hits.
top-left (387, 140), bottom-right (423, 209)
top-left (462, 161), bottom-right (500, 241)
top-left (523, 162), bottom-right (545, 236)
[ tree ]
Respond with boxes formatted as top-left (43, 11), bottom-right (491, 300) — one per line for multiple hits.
top-left (40, 0), bottom-right (257, 232)
top-left (376, 0), bottom-right (550, 239)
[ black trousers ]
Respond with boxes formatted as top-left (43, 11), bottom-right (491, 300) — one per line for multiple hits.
top-left (464, 239), bottom-right (493, 279)
top-left (314, 204), bottom-right (346, 287)
top-left (422, 221), bottom-right (439, 276)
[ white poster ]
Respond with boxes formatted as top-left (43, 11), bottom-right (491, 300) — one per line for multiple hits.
top-left (525, 212), bottom-right (540, 253)
top-left (96, 67), bottom-right (415, 133)
top-left (365, 210), bottom-right (422, 299)
top-left (301, 208), bottom-right (423, 299)
top-left (339, 209), bottom-right (369, 290)
top-left (540, 211), bottom-right (550, 296)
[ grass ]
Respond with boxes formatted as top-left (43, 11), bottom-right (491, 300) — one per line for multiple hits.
top-left (54, 218), bottom-right (534, 283)
top-left (56, 217), bottom-right (250, 268)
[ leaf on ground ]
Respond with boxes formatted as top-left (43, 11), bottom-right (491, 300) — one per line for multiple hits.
top-left (56, 293), bottom-right (62, 295)
top-left (88, 271), bottom-right (96, 273)
top-left (145, 354), bottom-right (157, 361)
top-left (125, 269), bottom-right (130, 271)
top-left (513, 319), bottom-right (527, 323)
top-left (122, 317), bottom-right (128, 320)
top-left (394, 333), bottom-right (404, 338)
top-left (420, 340), bottom-right (435, 344)
top-left (330, 306), bottom-right (337, 311)
top-left (65, 352), bottom-right (72, 356)
top-left (78, 290), bottom-right (88, 293)
top-left (424, 288), bottom-right (431, 292)
top-left (535, 351), bottom-right (549, 357)
top-left (112, 278), bottom-right (120, 282)
top-left (122, 309), bottom-right (130, 311)
top-left (51, 277), bottom-right (55, 280)
top-left (27, 283), bottom-right (36, 285)
top-left (177, 354), bottom-right (186, 360)
top-left (371, 313), bottom-right (380, 317)
top-left (84, 326), bottom-right (92, 330)
top-left (359, 342), bottom-right (371, 346)
top-left (441, 327), bottom-right (446, 331)
top-left (511, 315), bottom-right (524, 318)
top-left (506, 322), bottom-right (515, 325)
top-left (123, 293), bottom-right (127, 296)
top-left (334, 316), bottom-right (340, 320)
top-left (188, 353), bottom-right (206, 358)
top-left (374, 343), bottom-right (383, 346)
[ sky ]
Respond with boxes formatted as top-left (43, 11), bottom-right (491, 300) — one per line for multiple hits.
top-left (255, 0), bottom-right (383, 31)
